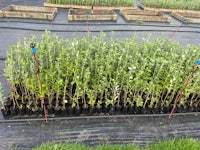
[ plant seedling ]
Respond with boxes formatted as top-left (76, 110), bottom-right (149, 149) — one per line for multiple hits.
top-left (168, 60), bottom-right (200, 119)
top-left (136, 20), bottom-right (143, 25)
top-left (30, 43), bottom-right (48, 123)
top-left (3, 31), bottom-right (200, 117)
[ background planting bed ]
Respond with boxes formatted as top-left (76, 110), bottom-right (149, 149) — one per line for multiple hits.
top-left (139, 0), bottom-right (200, 12)
top-left (172, 11), bottom-right (200, 24)
top-left (138, 4), bottom-right (199, 13)
top-left (120, 9), bottom-right (171, 22)
top-left (44, 2), bottom-right (137, 10)
top-left (68, 9), bottom-right (117, 21)
top-left (0, 5), bottom-right (57, 20)
top-left (45, 0), bottom-right (136, 10)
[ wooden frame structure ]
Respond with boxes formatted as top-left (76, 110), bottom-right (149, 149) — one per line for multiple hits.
top-left (0, 5), bottom-right (57, 20)
top-left (68, 9), bottom-right (117, 21)
top-left (120, 9), bottom-right (171, 22)
top-left (171, 11), bottom-right (200, 24)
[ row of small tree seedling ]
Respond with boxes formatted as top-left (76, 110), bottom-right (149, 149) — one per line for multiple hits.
top-left (2, 31), bottom-right (200, 112)
top-left (47, 0), bottom-right (135, 7)
top-left (143, 0), bottom-right (200, 11)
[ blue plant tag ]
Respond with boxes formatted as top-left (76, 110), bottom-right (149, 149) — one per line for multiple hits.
top-left (31, 47), bottom-right (37, 53)
top-left (196, 60), bottom-right (200, 65)
top-left (86, 12), bottom-right (90, 17)
top-left (181, 19), bottom-right (186, 24)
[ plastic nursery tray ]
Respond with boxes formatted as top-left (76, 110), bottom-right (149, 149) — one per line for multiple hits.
top-left (171, 10), bottom-right (200, 24)
top-left (120, 9), bottom-right (171, 22)
top-left (0, 5), bottom-right (57, 20)
top-left (68, 9), bottom-right (117, 21)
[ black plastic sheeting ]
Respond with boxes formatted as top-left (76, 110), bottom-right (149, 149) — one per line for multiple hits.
top-left (0, 113), bottom-right (199, 150)
top-left (0, 1), bottom-right (200, 149)
top-left (1, 0), bottom-right (44, 7)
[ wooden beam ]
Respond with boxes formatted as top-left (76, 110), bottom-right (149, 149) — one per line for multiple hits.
top-left (44, 3), bottom-right (92, 9)
top-left (171, 12), bottom-right (200, 24)
top-left (120, 9), bottom-right (171, 22)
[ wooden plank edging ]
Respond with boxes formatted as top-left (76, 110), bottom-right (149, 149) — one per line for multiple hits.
top-left (120, 9), bottom-right (171, 22)
top-left (171, 12), bottom-right (200, 24)
top-left (44, 2), bottom-right (92, 9)
top-left (0, 5), bottom-right (57, 20)
top-left (68, 9), bottom-right (117, 21)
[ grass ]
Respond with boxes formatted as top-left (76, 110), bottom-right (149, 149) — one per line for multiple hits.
top-left (145, 138), bottom-right (200, 150)
top-left (31, 138), bottom-right (199, 150)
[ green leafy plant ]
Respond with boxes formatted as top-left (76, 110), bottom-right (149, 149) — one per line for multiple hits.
top-left (142, 0), bottom-right (200, 11)
top-left (3, 31), bottom-right (200, 115)
top-left (0, 82), bottom-right (4, 109)
top-left (47, 0), bottom-right (135, 7)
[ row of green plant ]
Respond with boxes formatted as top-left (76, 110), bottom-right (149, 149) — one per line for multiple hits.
top-left (31, 138), bottom-right (200, 150)
top-left (142, 0), bottom-right (200, 11)
top-left (47, 0), bottom-right (135, 7)
top-left (3, 31), bottom-right (200, 111)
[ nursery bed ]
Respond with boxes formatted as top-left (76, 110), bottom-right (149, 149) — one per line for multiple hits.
top-left (120, 9), bottom-right (171, 22)
top-left (138, 3), bottom-right (200, 13)
top-left (68, 9), bottom-right (117, 21)
top-left (172, 11), bottom-right (200, 24)
top-left (0, 5), bottom-right (57, 20)
top-left (44, 2), bottom-right (137, 10)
